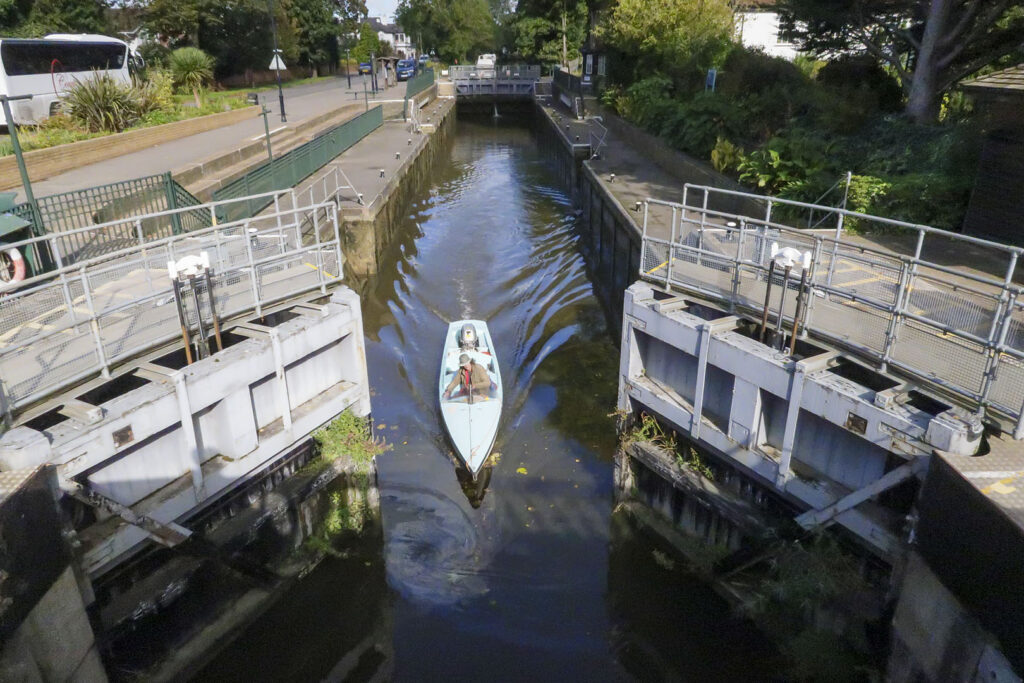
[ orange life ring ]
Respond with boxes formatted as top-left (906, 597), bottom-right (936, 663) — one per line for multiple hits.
top-left (0, 245), bottom-right (26, 290)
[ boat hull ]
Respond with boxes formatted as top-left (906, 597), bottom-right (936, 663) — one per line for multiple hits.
top-left (438, 320), bottom-right (502, 476)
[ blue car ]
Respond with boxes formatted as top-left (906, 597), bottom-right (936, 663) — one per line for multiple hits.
top-left (357, 62), bottom-right (372, 75)
top-left (418, 54), bottom-right (429, 66)
top-left (396, 59), bottom-right (416, 81)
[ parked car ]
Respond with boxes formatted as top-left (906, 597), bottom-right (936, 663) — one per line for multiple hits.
top-left (396, 59), bottom-right (416, 81)
top-left (357, 61), bottom-right (372, 75)
top-left (418, 54), bottom-right (429, 66)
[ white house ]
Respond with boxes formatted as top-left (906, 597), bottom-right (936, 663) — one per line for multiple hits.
top-left (735, 1), bottom-right (799, 60)
top-left (367, 17), bottom-right (414, 58)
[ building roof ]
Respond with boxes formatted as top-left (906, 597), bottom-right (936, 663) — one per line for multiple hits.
top-left (366, 17), bottom-right (402, 35)
top-left (961, 64), bottom-right (1024, 95)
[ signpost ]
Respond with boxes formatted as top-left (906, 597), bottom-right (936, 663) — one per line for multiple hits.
top-left (266, 0), bottom-right (287, 122)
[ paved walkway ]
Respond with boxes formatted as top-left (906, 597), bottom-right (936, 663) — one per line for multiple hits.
top-left (14, 78), bottom-right (409, 202)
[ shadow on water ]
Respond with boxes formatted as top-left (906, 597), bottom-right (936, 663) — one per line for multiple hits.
top-left (192, 112), bottom-right (779, 682)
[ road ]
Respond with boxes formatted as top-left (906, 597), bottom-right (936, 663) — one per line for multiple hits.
top-left (14, 76), bottom-right (408, 202)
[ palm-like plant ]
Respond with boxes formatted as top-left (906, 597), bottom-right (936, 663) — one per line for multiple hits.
top-left (62, 72), bottom-right (140, 133)
top-left (169, 47), bottom-right (214, 109)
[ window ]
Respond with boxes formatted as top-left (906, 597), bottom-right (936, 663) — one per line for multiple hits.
top-left (1, 40), bottom-right (126, 76)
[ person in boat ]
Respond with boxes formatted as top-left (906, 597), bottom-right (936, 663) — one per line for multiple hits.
top-left (443, 353), bottom-right (491, 399)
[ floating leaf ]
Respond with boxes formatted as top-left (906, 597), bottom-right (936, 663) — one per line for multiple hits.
top-left (516, 467), bottom-right (528, 475)
top-left (376, 423), bottom-right (386, 430)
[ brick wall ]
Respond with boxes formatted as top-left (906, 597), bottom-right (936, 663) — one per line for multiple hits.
top-left (0, 106), bottom-right (259, 190)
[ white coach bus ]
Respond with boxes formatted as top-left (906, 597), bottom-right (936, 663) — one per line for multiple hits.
top-left (0, 34), bottom-right (134, 127)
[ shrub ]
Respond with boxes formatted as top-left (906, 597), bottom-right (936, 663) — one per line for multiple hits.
top-left (710, 137), bottom-right (743, 173)
top-left (134, 69), bottom-right (175, 115)
top-left (62, 72), bottom-right (140, 133)
top-left (817, 56), bottom-right (902, 113)
top-left (738, 134), bottom-right (826, 195)
top-left (659, 92), bottom-right (747, 158)
top-left (137, 41), bottom-right (171, 69)
top-left (170, 47), bottom-right (214, 108)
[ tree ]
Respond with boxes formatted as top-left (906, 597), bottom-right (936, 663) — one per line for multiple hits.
top-left (780, 0), bottom-right (1024, 122)
top-left (597, 0), bottom-right (734, 81)
top-left (396, 0), bottom-right (495, 63)
top-left (287, 0), bottom-right (337, 76)
top-left (4, 0), bottom-right (110, 36)
top-left (170, 46), bottom-right (213, 108)
top-left (351, 21), bottom-right (380, 62)
top-left (510, 0), bottom-right (587, 65)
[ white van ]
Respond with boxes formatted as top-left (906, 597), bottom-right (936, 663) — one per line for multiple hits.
top-left (475, 53), bottom-right (496, 77)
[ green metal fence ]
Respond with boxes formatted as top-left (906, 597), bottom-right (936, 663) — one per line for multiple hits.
top-left (9, 172), bottom-right (210, 273)
top-left (404, 68), bottom-right (435, 121)
top-left (213, 105), bottom-right (384, 224)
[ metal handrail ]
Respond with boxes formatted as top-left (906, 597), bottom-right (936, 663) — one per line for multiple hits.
top-left (0, 198), bottom-right (343, 419)
top-left (640, 196), bottom-right (1024, 434)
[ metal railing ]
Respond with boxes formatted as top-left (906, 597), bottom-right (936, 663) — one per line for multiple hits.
top-left (404, 68), bottom-right (435, 121)
top-left (588, 116), bottom-right (609, 159)
top-left (8, 172), bottom-right (208, 273)
top-left (0, 191), bottom-right (344, 419)
top-left (213, 105), bottom-right (384, 224)
top-left (448, 64), bottom-right (542, 81)
top-left (639, 185), bottom-right (1024, 436)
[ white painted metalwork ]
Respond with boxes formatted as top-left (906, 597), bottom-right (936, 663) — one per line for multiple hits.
top-left (0, 191), bottom-right (345, 418)
top-left (640, 186), bottom-right (1024, 434)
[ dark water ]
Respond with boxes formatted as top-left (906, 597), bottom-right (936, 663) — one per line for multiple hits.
top-left (196, 116), bottom-right (779, 681)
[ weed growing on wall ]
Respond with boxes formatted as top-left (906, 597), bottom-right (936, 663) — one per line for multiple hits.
top-left (313, 409), bottom-right (391, 471)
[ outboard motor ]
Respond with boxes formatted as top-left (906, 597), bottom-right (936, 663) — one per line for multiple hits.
top-left (459, 323), bottom-right (478, 350)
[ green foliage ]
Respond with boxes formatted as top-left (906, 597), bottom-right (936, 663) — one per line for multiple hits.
top-left (170, 47), bottom-right (213, 108)
top-left (659, 92), bottom-right (746, 158)
top-left (7, 0), bottom-right (109, 37)
top-left (134, 69), bottom-right (176, 115)
top-left (62, 72), bottom-right (141, 133)
top-left (137, 41), bottom-right (172, 70)
top-left (396, 0), bottom-right (496, 63)
top-left (622, 413), bottom-right (714, 481)
top-left (597, 0), bottom-right (733, 81)
top-left (287, 0), bottom-right (339, 73)
top-left (508, 0), bottom-right (586, 65)
top-left (313, 410), bottom-right (390, 469)
top-left (351, 21), bottom-right (381, 63)
top-left (738, 134), bottom-right (825, 195)
top-left (710, 137), bottom-right (742, 173)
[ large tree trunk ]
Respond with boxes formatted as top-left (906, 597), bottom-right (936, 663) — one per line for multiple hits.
top-left (905, 0), bottom-right (952, 123)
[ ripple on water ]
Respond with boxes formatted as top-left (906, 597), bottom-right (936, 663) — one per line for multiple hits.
top-left (382, 486), bottom-right (495, 608)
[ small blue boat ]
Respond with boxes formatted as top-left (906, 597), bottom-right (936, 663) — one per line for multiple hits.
top-left (438, 320), bottom-right (502, 478)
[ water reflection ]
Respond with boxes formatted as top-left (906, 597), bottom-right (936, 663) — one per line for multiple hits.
top-left (456, 464), bottom-right (492, 508)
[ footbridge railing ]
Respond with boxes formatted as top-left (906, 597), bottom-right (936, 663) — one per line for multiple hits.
top-left (449, 64), bottom-right (541, 97)
top-left (639, 185), bottom-right (1024, 435)
top-left (0, 191), bottom-right (344, 418)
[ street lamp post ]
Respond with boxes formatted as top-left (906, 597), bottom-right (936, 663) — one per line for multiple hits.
top-left (266, 0), bottom-right (287, 122)
top-left (345, 48), bottom-right (351, 88)
top-left (0, 95), bottom-right (41, 231)
top-left (370, 51), bottom-right (377, 93)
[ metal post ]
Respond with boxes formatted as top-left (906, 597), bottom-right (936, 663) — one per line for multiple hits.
top-left (312, 204), bottom-right (326, 293)
top-left (242, 221), bottom-right (263, 318)
top-left (163, 171), bottom-right (183, 235)
top-left (260, 105), bottom-right (274, 161)
top-left (346, 48), bottom-right (351, 88)
top-left (801, 237), bottom-right (824, 333)
top-left (370, 52), bottom-right (377, 93)
top-left (80, 266), bottom-right (110, 377)
top-left (880, 259), bottom-right (913, 372)
top-left (267, 0), bottom-right (287, 122)
top-left (788, 267), bottom-right (809, 354)
top-left (774, 265), bottom-right (792, 349)
top-left (172, 374), bottom-right (206, 501)
top-left (665, 207), bottom-right (678, 290)
top-left (136, 219), bottom-right (155, 293)
top-left (0, 95), bottom-right (42, 241)
top-left (363, 78), bottom-right (369, 111)
top-left (171, 277), bottom-right (193, 365)
top-left (730, 219), bottom-right (746, 306)
top-left (759, 260), bottom-right (776, 344)
top-left (203, 268), bottom-right (223, 352)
